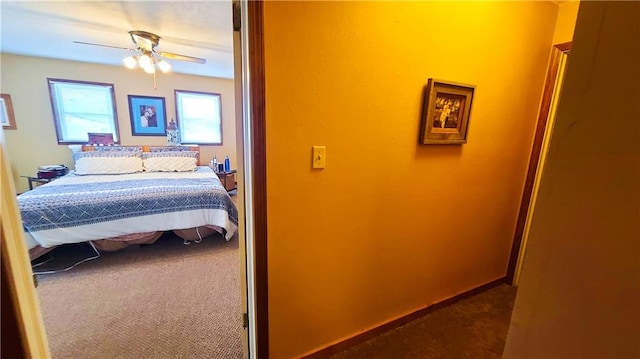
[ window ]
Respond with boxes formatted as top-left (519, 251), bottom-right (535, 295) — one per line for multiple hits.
top-left (175, 90), bottom-right (222, 145)
top-left (47, 78), bottom-right (120, 144)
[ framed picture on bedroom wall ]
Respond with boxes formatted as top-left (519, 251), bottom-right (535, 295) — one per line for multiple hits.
top-left (420, 79), bottom-right (475, 144)
top-left (1, 93), bottom-right (17, 130)
top-left (128, 95), bottom-right (167, 136)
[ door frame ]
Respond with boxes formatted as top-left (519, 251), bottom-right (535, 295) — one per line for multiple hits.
top-left (243, 0), bottom-right (269, 357)
top-left (506, 42), bottom-right (572, 285)
top-left (1, 129), bottom-right (51, 358)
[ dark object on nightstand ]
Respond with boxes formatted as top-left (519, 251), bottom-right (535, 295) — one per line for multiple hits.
top-left (38, 165), bottom-right (68, 178)
top-left (22, 165), bottom-right (68, 190)
top-left (37, 170), bottom-right (58, 179)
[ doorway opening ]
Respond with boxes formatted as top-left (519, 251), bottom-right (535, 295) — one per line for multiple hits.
top-left (0, 1), bottom-right (265, 358)
top-left (507, 42), bottom-right (572, 285)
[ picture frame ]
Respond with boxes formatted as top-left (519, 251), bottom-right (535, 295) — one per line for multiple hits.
top-left (128, 95), bottom-right (167, 136)
top-left (1, 93), bottom-right (17, 130)
top-left (420, 79), bottom-right (475, 144)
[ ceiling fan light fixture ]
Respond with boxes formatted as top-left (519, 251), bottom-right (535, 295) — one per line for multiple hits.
top-left (139, 54), bottom-right (153, 68)
top-left (75, 30), bottom-right (205, 84)
top-left (157, 59), bottom-right (171, 73)
top-left (143, 64), bottom-right (156, 74)
top-left (123, 56), bottom-right (138, 69)
top-left (77, 30), bottom-right (207, 89)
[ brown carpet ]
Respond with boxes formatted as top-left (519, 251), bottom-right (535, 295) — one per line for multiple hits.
top-left (35, 231), bottom-right (243, 359)
top-left (328, 284), bottom-right (517, 359)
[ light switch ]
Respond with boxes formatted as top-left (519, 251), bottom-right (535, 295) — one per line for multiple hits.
top-left (312, 146), bottom-right (326, 169)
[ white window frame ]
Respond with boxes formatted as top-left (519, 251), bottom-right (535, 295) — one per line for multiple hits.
top-left (174, 90), bottom-right (223, 145)
top-left (47, 78), bottom-right (120, 144)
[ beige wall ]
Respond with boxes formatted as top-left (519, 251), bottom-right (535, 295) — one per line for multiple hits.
top-left (1, 54), bottom-right (236, 193)
top-left (552, 0), bottom-right (580, 44)
top-left (504, 1), bottom-right (640, 358)
top-left (263, 1), bottom-right (559, 357)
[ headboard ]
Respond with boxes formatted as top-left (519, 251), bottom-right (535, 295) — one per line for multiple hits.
top-left (80, 145), bottom-right (201, 165)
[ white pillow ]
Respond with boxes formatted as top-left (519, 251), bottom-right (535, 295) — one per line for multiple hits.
top-left (142, 151), bottom-right (198, 172)
top-left (67, 145), bottom-right (82, 153)
top-left (73, 151), bottom-right (143, 175)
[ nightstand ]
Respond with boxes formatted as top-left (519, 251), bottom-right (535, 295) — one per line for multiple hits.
top-left (21, 176), bottom-right (55, 190)
top-left (216, 170), bottom-right (237, 192)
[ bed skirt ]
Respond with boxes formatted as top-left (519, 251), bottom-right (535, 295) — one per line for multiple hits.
top-left (28, 225), bottom-right (226, 260)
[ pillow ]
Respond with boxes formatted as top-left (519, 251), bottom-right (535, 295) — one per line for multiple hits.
top-left (73, 151), bottom-right (143, 175)
top-left (148, 146), bottom-right (195, 152)
top-left (92, 146), bottom-right (143, 153)
top-left (68, 145), bottom-right (82, 153)
top-left (142, 151), bottom-right (198, 172)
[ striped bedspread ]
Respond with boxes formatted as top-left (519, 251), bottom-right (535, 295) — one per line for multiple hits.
top-left (17, 167), bottom-right (238, 248)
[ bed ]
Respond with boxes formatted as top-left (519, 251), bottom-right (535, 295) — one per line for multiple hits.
top-left (17, 145), bottom-right (238, 260)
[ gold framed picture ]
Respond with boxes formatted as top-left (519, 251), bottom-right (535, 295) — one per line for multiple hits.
top-left (420, 79), bottom-right (475, 144)
top-left (1, 94), bottom-right (16, 130)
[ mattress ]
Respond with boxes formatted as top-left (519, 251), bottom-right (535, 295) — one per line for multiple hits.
top-left (17, 166), bottom-right (238, 249)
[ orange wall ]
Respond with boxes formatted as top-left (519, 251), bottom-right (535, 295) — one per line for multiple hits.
top-left (504, 2), bottom-right (640, 357)
top-left (264, 1), bottom-right (558, 358)
top-left (552, 0), bottom-right (580, 44)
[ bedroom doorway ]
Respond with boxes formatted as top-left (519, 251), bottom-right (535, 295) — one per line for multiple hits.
top-left (1, 1), bottom-right (262, 358)
top-left (506, 42), bottom-right (572, 285)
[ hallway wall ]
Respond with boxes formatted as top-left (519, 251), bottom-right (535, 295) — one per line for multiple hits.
top-left (262, 2), bottom-right (559, 357)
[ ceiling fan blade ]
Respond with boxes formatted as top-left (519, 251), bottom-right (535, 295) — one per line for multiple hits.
top-left (73, 41), bottom-right (136, 52)
top-left (158, 52), bottom-right (207, 64)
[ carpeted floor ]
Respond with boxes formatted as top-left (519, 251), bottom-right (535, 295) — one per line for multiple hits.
top-left (35, 231), bottom-right (243, 359)
top-left (328, 284), bottom-right (518, 359)
top-left (36, 227), bottom-right (515, 359)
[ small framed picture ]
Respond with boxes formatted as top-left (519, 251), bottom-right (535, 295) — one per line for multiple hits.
top-left (1, 94), bottom-right (17, 130)
top-left (420, 79), bottom-right (475, 144)
top-left (128, 95), bottom-right (167, 136)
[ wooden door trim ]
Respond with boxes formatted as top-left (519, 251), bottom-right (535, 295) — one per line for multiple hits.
top-left (247, 1), bottom-right (269, 357)
top-left (506, 42), bottom-right (572, 284)
top-left (1, 132), bottom-right (50, 358)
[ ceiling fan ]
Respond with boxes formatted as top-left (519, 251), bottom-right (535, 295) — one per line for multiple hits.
top-left (74, 30), bottom-right (207, 75)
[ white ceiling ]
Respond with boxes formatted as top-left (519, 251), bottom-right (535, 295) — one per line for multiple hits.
top-left (0, 1), bottom-right (235, 79)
